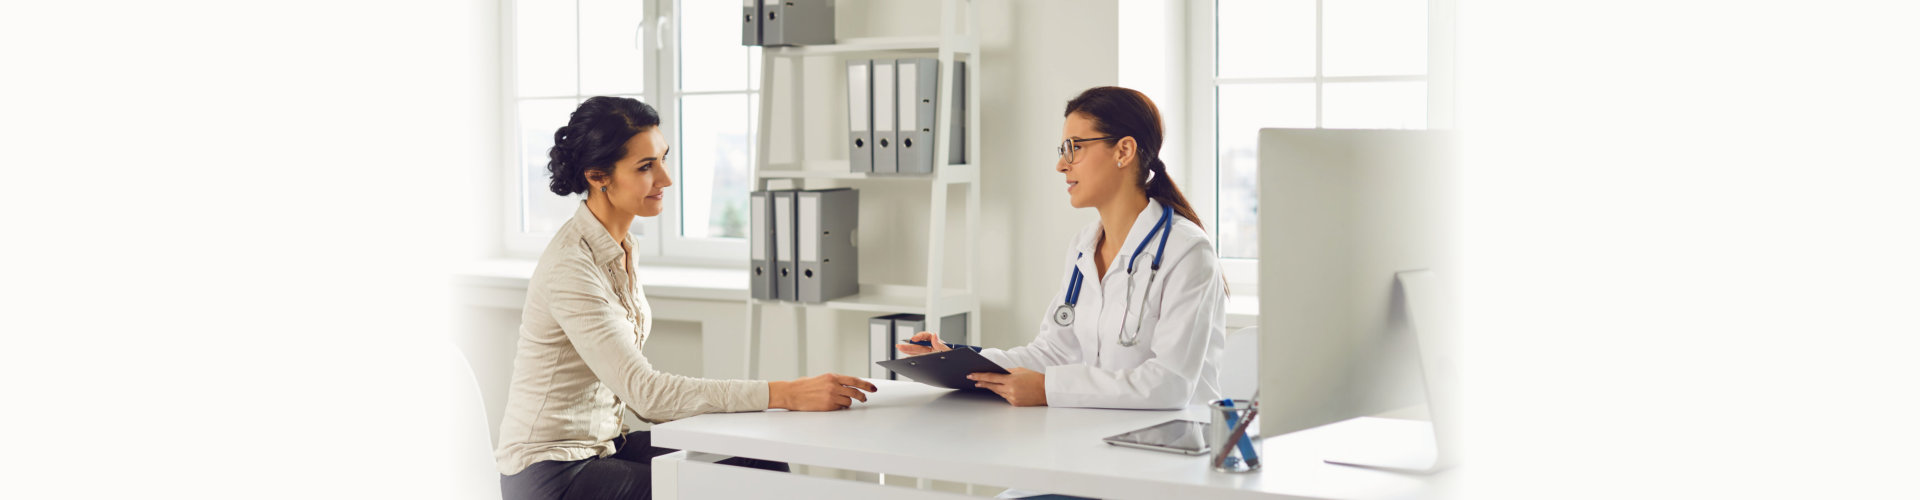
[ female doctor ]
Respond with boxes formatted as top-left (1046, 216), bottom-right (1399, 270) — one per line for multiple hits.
top-left (900, 86), bottom-right (1227, 409)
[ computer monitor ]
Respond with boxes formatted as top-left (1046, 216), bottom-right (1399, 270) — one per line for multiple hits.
top-left (1257, 128), bottom-right (1460, 473)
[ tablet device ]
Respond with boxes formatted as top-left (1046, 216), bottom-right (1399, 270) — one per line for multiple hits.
top-left (1102, 419), bottom-right (1210, 455)
top-left (876, 348), bottom-right (1008, 391)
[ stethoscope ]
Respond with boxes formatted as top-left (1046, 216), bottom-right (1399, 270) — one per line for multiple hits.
top-left (1051, 204), bottom-right (1174, 347)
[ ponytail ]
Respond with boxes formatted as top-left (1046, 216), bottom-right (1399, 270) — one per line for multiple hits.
top-left (1141, 156), bottom-right (1204, 233)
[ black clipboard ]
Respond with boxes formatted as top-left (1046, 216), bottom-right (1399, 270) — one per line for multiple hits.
top-left (876, 349), bottom-right (1010, 391)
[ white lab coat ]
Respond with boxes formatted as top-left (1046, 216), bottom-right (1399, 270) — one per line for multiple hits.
top-left (978, 199), bottom-right (1227, 409)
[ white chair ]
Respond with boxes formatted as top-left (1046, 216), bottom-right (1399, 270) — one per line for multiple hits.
top-left (1219, 326), bottom-right (1259, 401)
top-left (452, 347), bottom-right (505, 500)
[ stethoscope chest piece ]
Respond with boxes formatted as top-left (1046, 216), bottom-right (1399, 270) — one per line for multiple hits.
top-left (1054, 205), bottom-right (1177, 345)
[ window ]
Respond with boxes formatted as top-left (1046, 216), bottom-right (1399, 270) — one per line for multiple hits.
top-left (660, 0), bottom-right (758, 258)
top-left (1194, 0), bottom-right (1451, 286)
top-left (504, 0), bottom-right (758, 263)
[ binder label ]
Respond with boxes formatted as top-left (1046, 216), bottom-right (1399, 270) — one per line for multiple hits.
top-left (798, 194), bottom-right (820, 261)
top-left (898, 60), bottom-right (917, 136)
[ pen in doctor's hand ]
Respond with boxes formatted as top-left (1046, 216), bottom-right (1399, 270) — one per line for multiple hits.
top-left (896, 332), bottom-right (952, 356)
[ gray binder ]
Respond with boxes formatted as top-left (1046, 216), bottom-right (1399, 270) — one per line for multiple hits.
top-left (872, 60), bottom-right (897, 174)
top-left (772, 190), bottom-right (799, 300)
top-left (748, 190), bottom-right (776, 300)
top-left (761, 0), bottom-right (835, 47)
top-left (895, 58), bottom-right (939, 175)
top-left (740, 0), bottom-right (762, 46)
top-left (869, 314), bottom-right (900, 380)
top-left (796, 188), bottom-right (859, 303)
top-left (948, 61), bottom-right (967, 165)
top-left (846, 59), bottom-right (873, 173)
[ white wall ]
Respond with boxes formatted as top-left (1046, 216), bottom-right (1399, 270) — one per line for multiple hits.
top-left (975, 0), bottom-right (1120, 353)
top-left (463, 1), bottom-right (508, 263)
top-left (1117, 0), bottom-right (1189, 187)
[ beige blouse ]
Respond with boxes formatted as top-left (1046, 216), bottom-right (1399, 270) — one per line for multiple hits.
top-left (494, 202), bottom-right (769, 475)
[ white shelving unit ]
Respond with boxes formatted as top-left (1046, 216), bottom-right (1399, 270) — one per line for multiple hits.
top-left (745, 0), bottom-right (982, 379)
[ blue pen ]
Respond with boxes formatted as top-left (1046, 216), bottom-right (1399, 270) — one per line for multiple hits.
top-left (1220, 400), bottom-right (1259, 464)
top-left (902, 339), bottom-right (980, 353)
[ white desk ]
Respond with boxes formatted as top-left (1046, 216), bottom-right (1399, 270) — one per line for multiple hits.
top-left (652, 380), bottom-right (1454, 500)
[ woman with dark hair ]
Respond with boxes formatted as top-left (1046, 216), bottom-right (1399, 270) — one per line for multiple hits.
top-left (900, 86), bottom-right (1227, 410)
top-left (495, 96), bottom-right (877, 500)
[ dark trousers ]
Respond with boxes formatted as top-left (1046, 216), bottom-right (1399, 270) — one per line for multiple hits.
top-left (501, 431), bottom-right (789, 500)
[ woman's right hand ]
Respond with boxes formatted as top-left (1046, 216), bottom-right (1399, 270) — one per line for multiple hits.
top-left (768, 373), bottom-right (877, 411)
top-left (895, 331), bottom-right (953, 357)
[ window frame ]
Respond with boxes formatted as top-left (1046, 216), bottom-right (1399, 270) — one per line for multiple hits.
top-left (1184, 0), bottom-right (1455, 292)
top-left (500, 0), bottom-right (756, 266)
top-left (656, 0), bottom-right (754, 262)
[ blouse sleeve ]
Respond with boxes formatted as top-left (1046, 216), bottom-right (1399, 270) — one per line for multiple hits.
top-left (546, 256), bottom-right (769, 423)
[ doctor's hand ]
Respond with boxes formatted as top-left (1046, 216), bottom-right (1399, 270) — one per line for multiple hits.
top-left (768, 373), bottom-right (878, 411)
top-left (969, 368), bottom-right (1048, 407)
top-left (895, 332), bottom-right (952, 356)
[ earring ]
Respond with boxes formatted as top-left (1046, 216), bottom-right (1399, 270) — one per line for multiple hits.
top-left (600, 186), bottom-right (608, 194)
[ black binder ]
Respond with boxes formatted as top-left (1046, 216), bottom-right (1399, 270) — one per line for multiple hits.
top-left (875, 348), bottom-right (1008, 391)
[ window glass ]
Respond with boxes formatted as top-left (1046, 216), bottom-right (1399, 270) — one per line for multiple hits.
top-left (1211, 0), bottom-right (1437, 263)
top-left (1323, 82), bottom-right (1426, 129)
top-left (680, 0), bottom-right (757, 92)
top-left (677, 93), bottom-right (754, 239)
top-left (1216, 0), bottom-right (1316, 79)
top-left (515, 0), bottom-right (577, 97)
top-left (1322, 0), bottom-right (1428, 77)
top-left (519, 98), bottom-right (587, 234)
top-left (579, 0), bottom-right (647, 96)
top-left (1215, 83), bottom-right (1315, 259)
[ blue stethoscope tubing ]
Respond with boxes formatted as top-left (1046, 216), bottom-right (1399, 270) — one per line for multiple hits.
top-left (1053, 205), bottom-right (1174, 347)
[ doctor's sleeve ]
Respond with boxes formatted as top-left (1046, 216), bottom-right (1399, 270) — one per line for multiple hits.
top-left (1044, 245), bottom-right (1224, 409)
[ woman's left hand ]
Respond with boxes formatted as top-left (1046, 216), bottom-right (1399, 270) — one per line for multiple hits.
top-left (968, 368), bottom-right (1047, 406)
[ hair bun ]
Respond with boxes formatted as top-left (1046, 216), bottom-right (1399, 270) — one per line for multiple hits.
top-left (546, 126), bottom-right (581, 196)
top-left (542, 96), bottom-right (664, 197)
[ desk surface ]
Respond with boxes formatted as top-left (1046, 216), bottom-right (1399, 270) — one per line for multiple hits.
top-left (652, 380), bottom-right (1453, 500)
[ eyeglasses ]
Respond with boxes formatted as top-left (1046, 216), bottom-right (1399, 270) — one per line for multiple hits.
top-left (1058, 136), bottom-right (1119, 165)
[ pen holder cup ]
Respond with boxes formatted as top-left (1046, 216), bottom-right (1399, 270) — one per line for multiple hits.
top-left (1208, 399), bottom-right (1261, 473)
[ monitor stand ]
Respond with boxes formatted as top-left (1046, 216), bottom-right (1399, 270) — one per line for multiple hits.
top-left (1323, 270), bottom-right (1460, 475)
top-left (1322, 417), bottom-right (1447, 473)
